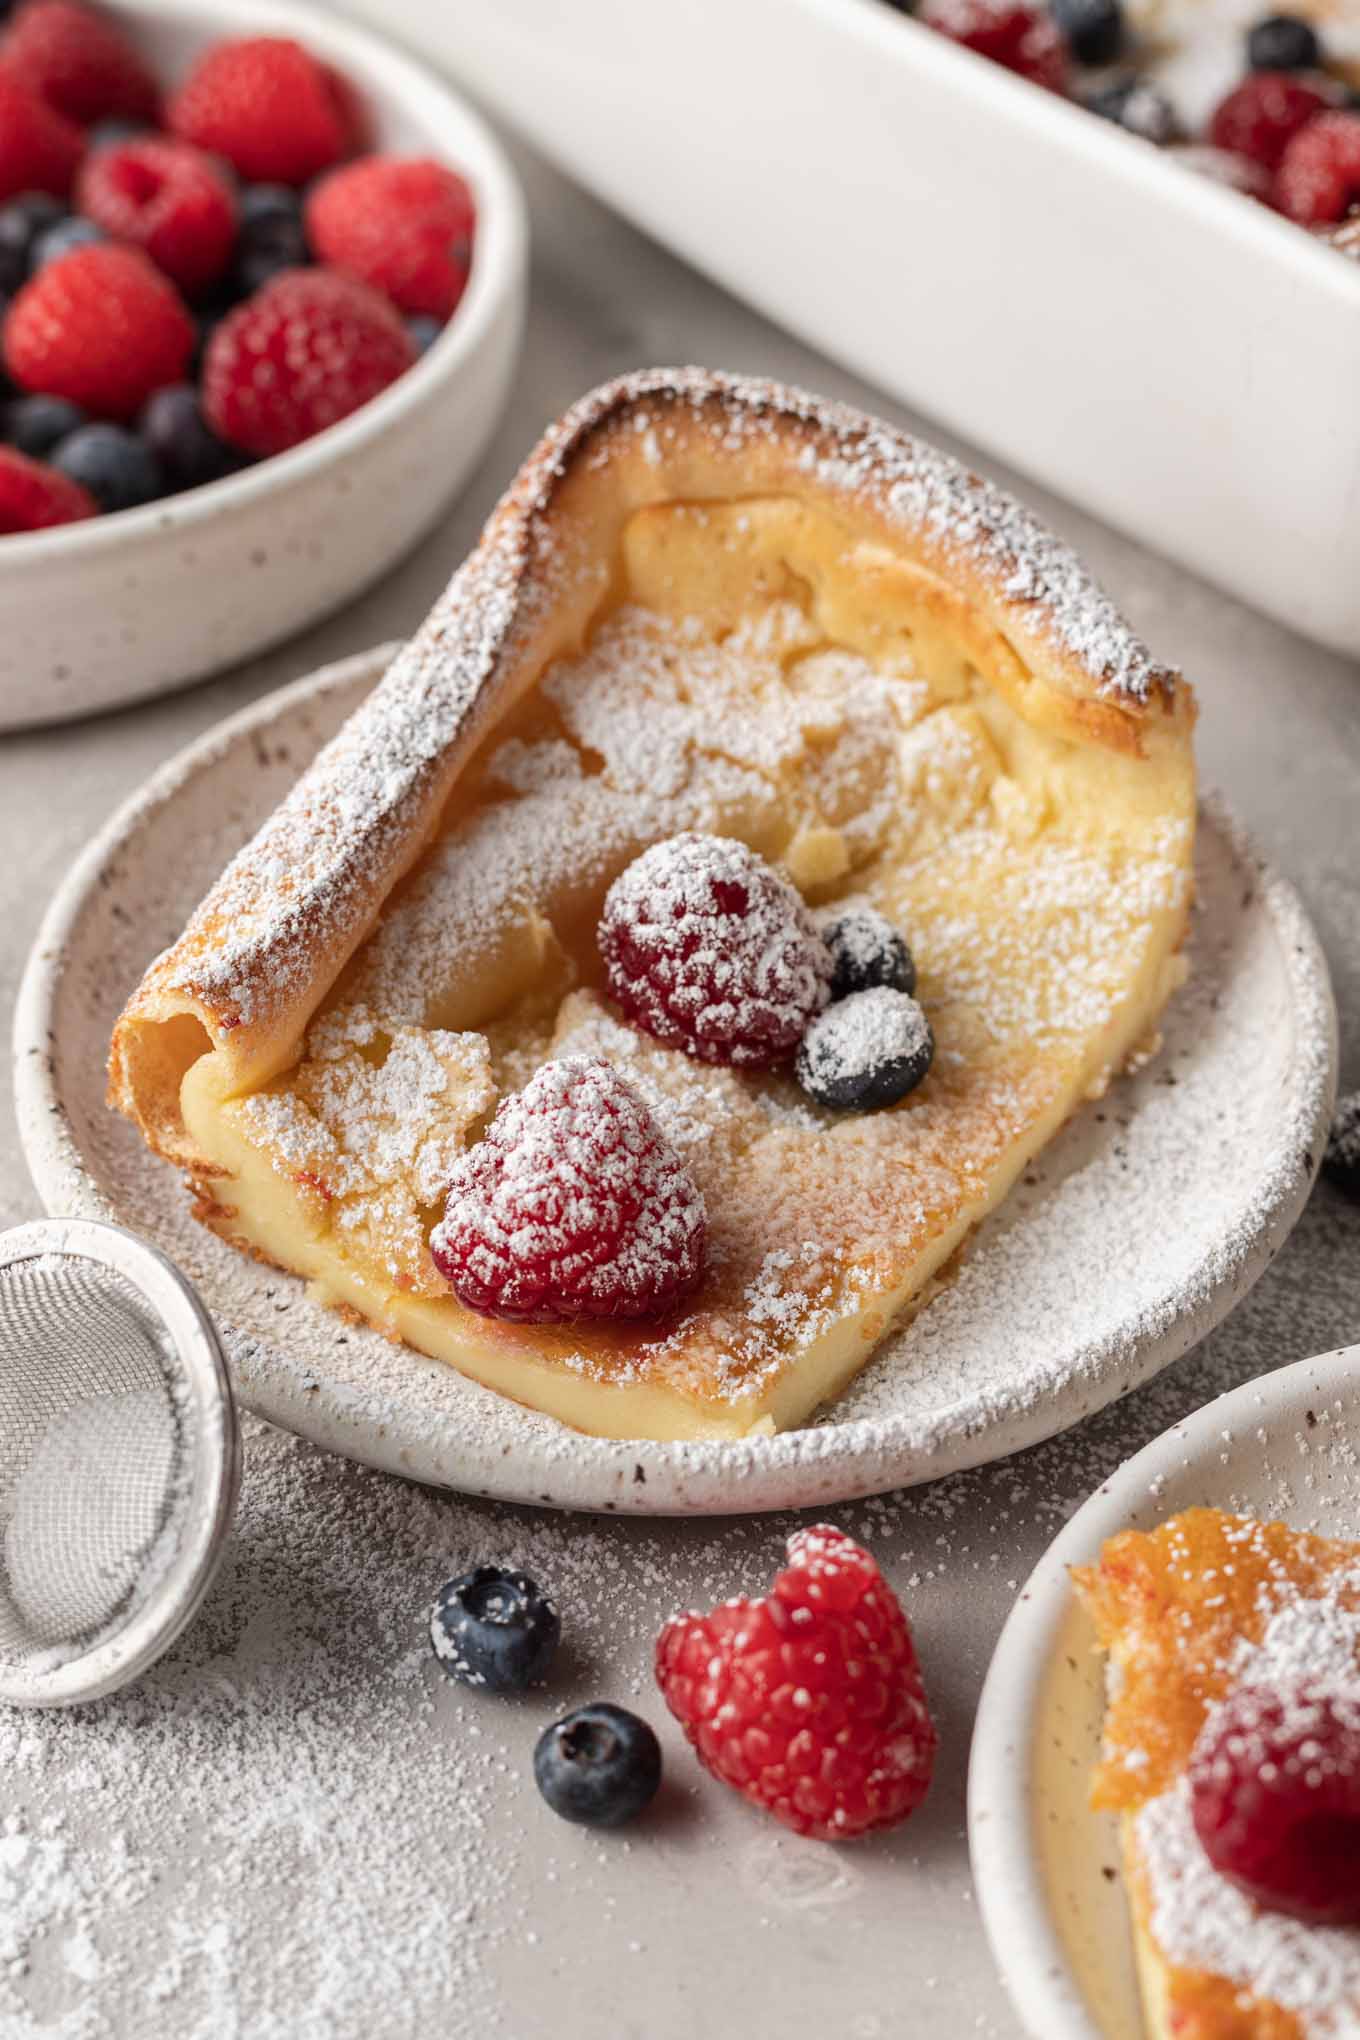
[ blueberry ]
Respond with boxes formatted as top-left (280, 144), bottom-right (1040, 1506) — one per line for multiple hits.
top-left (235, 183), bottom-right (308, 295)
top-left (1084, 75), bottom-right (1179, 143)
top-left (0, 192), bottom-right (65, 294)
top-left (796, 986), bottom-right (934, 1112)
top-left (140, 384), bottom-right (241, 490)
top-left (533, 1704), bottom-right (662, 1829)
top-left (1247, 12), bottom-right (1321, 68)
top-left (1051, 0), bottom-right (1124, 65)
top-left (51, 424), bottom-right (163, 513)
top-left (88, 118), bottom-right (150, 152)
top-left (239, 182), bottom-right (303, 231)
top-left (819, 903), bottom-right (916, 1001)
top-left (31, 217), bottom-right (107, 270)
top-left (3, 393), bottom-right (85, 457)
top-left (1323, 1091), bottom-right (1360, 1202)
top-left (406, 314), bottom-right (442, 356)
top-left (430, 1565), bottom-right (560, 1693)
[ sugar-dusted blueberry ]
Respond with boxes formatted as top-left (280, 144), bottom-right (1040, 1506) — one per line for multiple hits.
top-left (0, 192), bottom-right (64, 294)
top-left (1324, 1090), bottom-right (1360, 1201)
top-left (533, 1704), bottom-right (662, 1828)
top-left (1248, 12), bottom-right (1321, 69)
top-left (51, 422), bottom-right (162, 512)
top-left (1051, 0), bottom-right (1124, 66)
top-left (406, 314), bottom-right (442, 355)
top-left (3, 391), bottom-right (84, 457)
top-left (1085, 74), bottom-right (1179, 142)
top-left (819, 902), bottom-right (916, 1001)
top-left (796, 986), bottom-right (935, 1112)
top-left (31, 216), bottom-right (107, 269)
top-left (430, 1565), bottom-right (560, 1693)
top-left (140, 383), bottom-right (241, 490)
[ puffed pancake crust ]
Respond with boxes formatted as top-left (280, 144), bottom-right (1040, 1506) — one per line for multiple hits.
top-left (110, 368), bottom-right (1196, 1441)
top-left (1076, 1509), bottom-right (1360, 2040)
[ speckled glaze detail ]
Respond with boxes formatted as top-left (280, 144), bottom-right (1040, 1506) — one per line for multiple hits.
top-left (16, 649), bottom-right (1336, 1516)
top-left (108, 366), bottom-right (1187, 1160)
top-left (0, 0), bottom-right (527, 733)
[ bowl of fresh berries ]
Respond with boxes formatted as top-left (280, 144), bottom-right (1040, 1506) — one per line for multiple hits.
top-left (0, 0), bottom-right (526, 728)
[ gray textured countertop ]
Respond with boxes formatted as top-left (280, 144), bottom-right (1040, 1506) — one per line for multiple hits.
top-left (2, 136), bottom-right (1358, 2040)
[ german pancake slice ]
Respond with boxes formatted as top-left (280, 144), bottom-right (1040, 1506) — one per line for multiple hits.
top-left (109, 369), bottom-right (1197, 1442)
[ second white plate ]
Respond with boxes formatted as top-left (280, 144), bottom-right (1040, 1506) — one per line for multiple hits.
top-left (969, 1340), bottom-right (1360, 2040)
top-left (15, 647), bottom-right (1337, 1515)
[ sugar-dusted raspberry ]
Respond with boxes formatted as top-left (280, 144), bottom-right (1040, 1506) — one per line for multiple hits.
top-left (919, 0), bottom-right (1071, 91)
top-left (4, 242), bottom-right (194, 419)
top-left (0, 65), bottom-right (83, 203)
top-left (77, 137), bottom-right (238, 296)
top-left (599, 834), bottom-right (832, 1070)
top-left (0, 443), bottom-right (96, 530)
top-left (1189, 1680), bottom-right (1360, 1923)
top-left (656, 1526), bottom-right (937, 1841)
top-left (305, 156), bottom-right (476, 320)
top-left (1276, 109), bottom-right (1360, 222)
top-left (201, 267), bottom-right (415, 457)
top-left (1, 0), bottom-right (159, 126)
top-left (430, 1055), bottom-right (705, 1324)
top-left (168, 35), bottom-right (356, 186)
top-left (1208, 70), bottom-right (1332, 171)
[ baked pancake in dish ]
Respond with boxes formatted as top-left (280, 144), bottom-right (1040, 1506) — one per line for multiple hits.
top-left (109, 368), bottom-right (1197, 1442)
top-left (1076, 1509), bottom-right (1360, 2040)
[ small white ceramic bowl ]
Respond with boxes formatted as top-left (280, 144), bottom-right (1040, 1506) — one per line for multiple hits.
top-left (0, 0), bottom-right (526, 730)
top-left (968, 1341), bottom-right (1360, 2039)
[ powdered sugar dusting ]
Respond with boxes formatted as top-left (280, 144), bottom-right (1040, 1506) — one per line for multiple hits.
top-left (129, 368), bottom-right (1179, 1050)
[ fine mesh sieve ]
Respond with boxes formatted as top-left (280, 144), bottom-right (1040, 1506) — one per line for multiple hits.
top-left (0, 1218), bottom-right (239, 1707)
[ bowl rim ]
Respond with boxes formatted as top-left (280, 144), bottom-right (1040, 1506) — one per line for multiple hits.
top-left (0, 0), bottom-right (528, 566)
top-left (966, 1339), bottom-right (1360, 2040)
top-left (812, 0), bottom-right (1360, 307)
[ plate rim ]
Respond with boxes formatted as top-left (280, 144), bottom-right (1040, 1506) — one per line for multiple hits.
top-left (967, 1339), bottom-right (1360, 2040)
top-left (13, 644), bottom-right (1339, 1515)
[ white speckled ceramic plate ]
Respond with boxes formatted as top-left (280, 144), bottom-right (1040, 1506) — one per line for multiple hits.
top-left (14, 646), bottom-right (1338, 1516)
top-left (969, 1340), bottom-right (1360, 2040)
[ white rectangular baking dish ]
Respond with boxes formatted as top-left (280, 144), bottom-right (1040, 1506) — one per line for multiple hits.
top-left (326, 0), bottom-right (1360, 656)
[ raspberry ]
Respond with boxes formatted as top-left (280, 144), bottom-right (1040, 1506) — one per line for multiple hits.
top-left (1276, 110), bottom-right (1360, 223)
top-left (4, 242), bottom-right (193, 418)
top-left (656, 1526), bottom-right (937, 1841)
top-left (1189, 1681), bottom-right (1360, 1923)
top-left (1208, 70), bottom-right (1332, 170)
top-left (0, 0), bottom-right (159, 126)
top-left (0, 443), bottom-right (96, 530)
top-left (0, 65), bottom-right (83, 201)
top-left (76, 136), bottom-right (238, 295)
top-left (429, 1056), bottom-right (706, 1323)
top-left (305, 156), bottom-right (476, 320)
top-left (168, 36), bottom-right (355, 186)
top-left (599, 834), bottom-right (832, 1069)
top-left (920, 0), bottom-right (1071, 91)
top-left (200, 267), bottom-right (415, 457)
